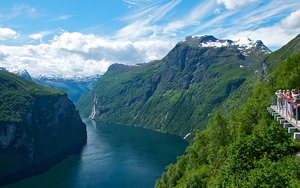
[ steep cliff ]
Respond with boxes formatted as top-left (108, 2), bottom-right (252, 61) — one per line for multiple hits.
top-left (260, 33), bottom-right (300, 81)
top-left (77, 35), bottom-right (270, 137)
top-left (155, 38), bottom-right (300, 188)
top-left (0, 70), bottom-right (87, 186)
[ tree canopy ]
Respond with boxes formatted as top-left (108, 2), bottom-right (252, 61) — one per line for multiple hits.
top-left (155, 50), bottom-right (300, 188)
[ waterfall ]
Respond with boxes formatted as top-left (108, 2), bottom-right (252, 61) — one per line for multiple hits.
top-left (89, 93), bottom-right (98, 119)
top-left (183, 133), bottom-right (191, 139)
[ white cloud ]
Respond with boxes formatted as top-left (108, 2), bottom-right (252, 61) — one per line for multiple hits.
top-left (217, 0), bottom-right (258, 9)
top-left (163, 0), bottom-right (216, 35)
top-left (226, 26), bottom-right (287, 48)
top-left (29, 31), bottom-right (52, 41)
top-left (281, 9), bottom-right (300, 29)
top-left (116, 0), bottom-right (182, 40)
top-left (29, 34), bottom-right (44, 40)
top-left (0, 31), bottom-right (174, 76)
top-left (12, 4), bottom-right (39, 18)
top-left (226, 9), bottom-right (300, 50)
top-left (0, 28), bottom-right (18, 40)
top-left (188, 0), bottom-right (300, 51)
top-left (52, 15), bottom-right (73, 21)
top-left (214, 8), bottom-right (221, 14)
top-left (123, 0), bottom-right (138, 5)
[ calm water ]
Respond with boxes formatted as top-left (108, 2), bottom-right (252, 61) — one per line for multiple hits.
top-left (4, 118), bottom-right (189, 188)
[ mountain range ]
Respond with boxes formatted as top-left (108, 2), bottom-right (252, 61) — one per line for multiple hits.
top-left (0, 68), bottom-right (100, 103)
top-left (77, 35), bottom-right (271, 138)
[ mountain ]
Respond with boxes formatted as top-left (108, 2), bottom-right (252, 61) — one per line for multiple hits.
top-left (217, 33), bottom-right (300, 115)
top-left (155, 34), bottom-right (300, 188)
top-left (0, 67), bottom-right (101, 103)
top-left (260, 33), bottom-right (300, 81)
top-left (77, 35), bottom-right (270, 137)
top-left (34, 74), bottom-right (101, 103)
top-left (0, 70), bottom-right (87, 186)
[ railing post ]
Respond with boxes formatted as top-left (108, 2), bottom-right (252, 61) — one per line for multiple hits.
top-left (297, 104), bottom-right (298, 125)
top-left (295, 104), bottom-right (298, 125)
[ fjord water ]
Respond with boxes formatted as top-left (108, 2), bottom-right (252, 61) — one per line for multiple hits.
top-left (4, 118), bottom-right (188, 188)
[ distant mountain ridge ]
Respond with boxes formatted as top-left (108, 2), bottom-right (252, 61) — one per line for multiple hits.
top-left (0, 67), bottom-right (100, 83)
top-left (77, 35), bottom-right (270, 137)
top-left (0, 67), bottom-right (101, 103)
top-left (182, 35), bottom-right (271, 55)
top-left (34, 74), bottom-right (101, 83)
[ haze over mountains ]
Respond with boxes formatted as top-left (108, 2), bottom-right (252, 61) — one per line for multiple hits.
top-left (0, 67), bottom-right (100, 103)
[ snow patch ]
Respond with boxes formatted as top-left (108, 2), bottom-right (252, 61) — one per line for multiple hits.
top-left (183, 35), bottom-right (271, 54)
top-left (200, 40), bottom-right (231, 48)
top-left (233, 37), bottom-right (256, 50)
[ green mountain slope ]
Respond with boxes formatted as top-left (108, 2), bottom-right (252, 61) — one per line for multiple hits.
top-left (155, 36), bottom-right (300, 188)
top-left (0, 70), bottom-right (87, 186)
top-left (36, 78), bottom-right (98, 103)
top-left (218, 34), bottom-right (300, 114)
top-left (0, 70), bottom-right (66, 123)
top-left (261, 33), bottom-right (300, 79)
top-left (77, 35), bottom-right (270, 137)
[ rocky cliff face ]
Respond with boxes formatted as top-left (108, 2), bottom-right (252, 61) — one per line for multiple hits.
top-left (0, 71), bottom-right (87, 186)
top-left (77, 35), bottom-right (270, 136)
top-left (259, 34), bottom-right (300, 82)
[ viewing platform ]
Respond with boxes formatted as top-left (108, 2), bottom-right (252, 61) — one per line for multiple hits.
top-left (268, 95), bottom-right (300, 141)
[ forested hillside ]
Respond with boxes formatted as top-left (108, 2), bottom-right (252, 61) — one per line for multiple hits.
top-left (77, 35), bottom-right (270, 138)
top-left (0, 70), bottom-right (66, 123)
top-left (262, 34), bottom-right (300, 78)
top-left (217, 34), bottom-right (300, 116)
top-left (155, 49), bottom-right (300, 188)
top-left (0, 70), bottom-right (87, 185)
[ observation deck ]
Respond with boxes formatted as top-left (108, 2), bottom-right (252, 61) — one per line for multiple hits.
top-left (268, 95), bottom-right (300, 141)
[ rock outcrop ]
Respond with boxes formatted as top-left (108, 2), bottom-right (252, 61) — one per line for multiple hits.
top-left (0, 70), bottom-right (87, 186)
top-left (77, 35), bottom-right (270, 136)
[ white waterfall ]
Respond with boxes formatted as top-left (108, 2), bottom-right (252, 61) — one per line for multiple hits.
top-left (89, 95), bottom-right (98, 119)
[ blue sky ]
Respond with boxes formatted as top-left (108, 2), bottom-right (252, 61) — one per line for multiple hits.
top-left (0, 0), bottom-right (300, 76)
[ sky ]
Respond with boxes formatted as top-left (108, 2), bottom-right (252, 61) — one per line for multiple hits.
top-left (0, 0), bottom-right (300, 76)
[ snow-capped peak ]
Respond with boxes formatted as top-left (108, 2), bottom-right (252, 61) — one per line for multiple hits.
top-left (181, 35), bottom-right (271, 54)
top-left (34, 74), bottom-right (101, 82)
top-left (1, 67), bottom-right (101, 83)
top-left (1, 68), bottom-right (33, 80)
top-left (233, 37), bottom-right (256, 49)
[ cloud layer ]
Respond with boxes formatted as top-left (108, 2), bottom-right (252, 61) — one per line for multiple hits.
top-left (0, 32), bottom-right (174, 76)
top-left (0, 0), bottom-right (300, 76)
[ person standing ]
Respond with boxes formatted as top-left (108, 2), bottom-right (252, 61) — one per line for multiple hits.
top-left (286, 91), bottom-right (292, 117)
top-left (275, 89), bottom-right (283, 111)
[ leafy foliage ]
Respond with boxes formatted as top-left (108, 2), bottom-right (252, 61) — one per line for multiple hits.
top-left (155, 50), bottom-right (300, 188)
top-left (263, 33), bottom-right (300, 75)
top-left (0, 70), bottom-right (87, 181)
top-left (0, 70), bottom-right (66, 124)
